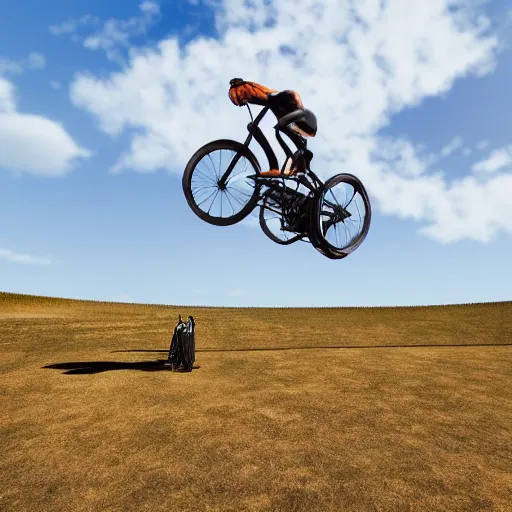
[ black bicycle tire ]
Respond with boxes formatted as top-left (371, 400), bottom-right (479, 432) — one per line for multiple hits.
top-left (311, 239), bottom-right (344, 259)
top-left (182, 139), bottom-right (261, 226)
top-left (310, 173), bottom-right (371, 258)
top-left (307, 192), bottom-right (341, 259)
top-left (259, 194), bottom-right (305, 245)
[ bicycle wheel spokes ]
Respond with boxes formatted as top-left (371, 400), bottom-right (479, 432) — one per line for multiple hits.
top-left (189, 148), bottom-right (256, 219)
top-left (259, 194), bottom-right (306, 245)
top-left (263, 203), bottom-right (295, 243)
top-left (183, 139), bottom-right (261, 226)
top-left (315, 174), bottom-right (371, 255)
top-left (321, 185), bottom-right (364, 248)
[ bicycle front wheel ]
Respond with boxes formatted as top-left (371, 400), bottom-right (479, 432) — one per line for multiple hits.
top-left (182, 139), bottom-right (261, 226)
top-left (311, 173), bottom-right (371, 257)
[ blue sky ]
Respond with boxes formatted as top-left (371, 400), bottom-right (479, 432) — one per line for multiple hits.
top-left (1, 0), bottom-right (511, 307)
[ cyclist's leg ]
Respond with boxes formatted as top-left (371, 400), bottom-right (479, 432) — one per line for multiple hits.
top-left (258, 125), bottom-right (305, 177)
top-left (259, 154), bottom-right (296, 177)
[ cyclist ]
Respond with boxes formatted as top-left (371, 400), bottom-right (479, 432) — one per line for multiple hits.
top-left (228, 78), bottom-right (317, 177)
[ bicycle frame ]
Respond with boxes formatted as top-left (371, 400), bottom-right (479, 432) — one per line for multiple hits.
top-left (214, 103), bottom-right (328, 244)
top-left (218, 104), bottom-right (324, 194)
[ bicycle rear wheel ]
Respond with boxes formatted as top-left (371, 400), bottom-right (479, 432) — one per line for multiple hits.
top-left (259, 193), bottom-right (306, 245)
top-left (310, 173), bottom-right (371, 258)
top-left (182, 139), bottom-right (261, 226)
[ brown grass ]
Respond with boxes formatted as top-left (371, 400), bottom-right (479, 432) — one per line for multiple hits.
top-left (1, 292), bottom-right (511, 512)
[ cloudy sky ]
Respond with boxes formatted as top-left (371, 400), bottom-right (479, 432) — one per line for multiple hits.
top-left (1, 0), bottom-right (511, 307)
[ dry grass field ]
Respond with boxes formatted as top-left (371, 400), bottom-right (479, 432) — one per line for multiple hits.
top-left (1, 291), bottom-right (511, 511)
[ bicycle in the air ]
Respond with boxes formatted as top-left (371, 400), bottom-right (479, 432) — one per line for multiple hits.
top-left (182, 79), bottom-right (372, 259)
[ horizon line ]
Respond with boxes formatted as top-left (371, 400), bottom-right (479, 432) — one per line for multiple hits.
top-left (1, 290), bottom-right (511, 310)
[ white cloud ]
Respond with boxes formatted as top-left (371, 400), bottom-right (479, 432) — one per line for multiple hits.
top-left (0, 52), bottom-right (47, 75)
top-left (50, 80), bottom-right (62, 90)
top-left (0, 248), bottom-right (51, 265)
top-left (50, 2), bottom-right (160, 64)
top-left (472, 145), bottom-right (512, 173)
top-left (0, 57), bottom-right (24, 75)
top-left (140, 1), bottom-right (160, 15)
top-left (69, 0), bottom-right (512, 244)
top-left (0, 77), bottom-right (92, 177)
top-left (0, 78), bottom-right (16, 112)
top-left (26, 52), bottom-right (46, 70)
top-left (49, 15), bottom-right (101, 36)
top-left (439, 136), bottom-right (464, 157)
top-left (476, 139), bottom-right (489, 151)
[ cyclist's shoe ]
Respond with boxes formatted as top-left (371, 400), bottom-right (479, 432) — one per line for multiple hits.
top-left (259, 165), bottom-right (298, 177)
top-left (259, 169), bottom-right (283, 177)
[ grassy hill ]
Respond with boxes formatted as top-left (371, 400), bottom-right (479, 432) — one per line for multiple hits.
top-left (1, 292), bottom-right (511, 511)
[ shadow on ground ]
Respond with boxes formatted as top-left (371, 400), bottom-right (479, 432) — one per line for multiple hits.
top-left (113, 342), bottom-right (512, 354)
top-left (43, 360), bottom-right (200, 375)
top-left (44, 343), bottom-right (511, 375)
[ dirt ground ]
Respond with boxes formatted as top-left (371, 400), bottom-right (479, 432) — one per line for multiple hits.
top-left (1, 293), bottom-right (511, 511)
